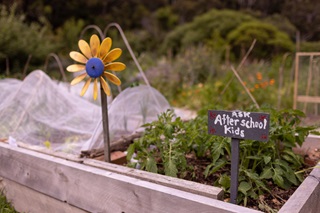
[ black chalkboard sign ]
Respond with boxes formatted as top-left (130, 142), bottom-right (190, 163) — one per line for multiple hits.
top-left (208, 110), bottom-right (270, 142)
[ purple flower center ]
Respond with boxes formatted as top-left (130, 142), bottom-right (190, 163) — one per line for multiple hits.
top-left (86, 57), bottom-right (104, 78)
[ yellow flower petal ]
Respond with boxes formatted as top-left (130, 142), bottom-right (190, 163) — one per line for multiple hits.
top-left (100, 76), bottom-right (111, 96)
top-left (93, 78), bottom-right (98, 100)
top-left (90, 34), bottom-right (100, 57)
top-left (99, 37), bottom-right (112, 58)
top-left (78, 40), bottom-right (92, 59)
top-left (67, 64), bottom-right (86, 72)
top-left (103, 48), bottom-right (122, 63)
top-left (80, 78), bottom-right (91, 96)
top-left (104, 62), bottom-right (126, 71)
top-left (70, 51), bottom-right (88, 63)
top-left (70, 73), bottom-right (87, 85)
top-left (104, 72), bottom-right (121, 86)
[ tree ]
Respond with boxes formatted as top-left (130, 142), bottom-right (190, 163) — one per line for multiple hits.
top-left (227, 21), bottom-right (294, 58)
top-left (162, 9), bottom-right (255, 55)
top-left (0, 4), bottom-right (56, 75)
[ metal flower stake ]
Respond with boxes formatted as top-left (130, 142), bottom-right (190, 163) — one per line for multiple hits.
top-left (67, 34), bottom-right (126, 162)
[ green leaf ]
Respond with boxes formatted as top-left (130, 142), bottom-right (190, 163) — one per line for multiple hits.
top-left (126, 143), bottom-right (135, 161)
top-left (246, 156), bottom-right (262, 160)
top-left (273, 167), bottom-right (285, 188)
top-left (263, 156), bottom-right (271, 165)
top-left (243, 169), bottom-right (259, 181)
top-left (218, 174), bottom-right (231, 190)
top-left (310, 130), bottom-right (320, 135)
top-left (164, 158), bottom-right (178, 177)
top-left (146, 157), bottom-right (158, 173)
top-left (238, 181), bottom-right (252, 194)
top-left (204, 162), bottom-right (214, 178)
top-left (284, 133), bottom-right (295, 143)
top-left (164, 123), bottom-right (173, 135)
top-left (260, 167), bottom-right (273, 179)
top-left (204, 160), bottom-right (227, 178)
top-left (282, 150), bottom-right (302, 168)
top-left (296, 172), bottom-right (304, 182)
top-left (285, 170), bottom-right (298, 186)
top-left (274, 159), bottom-right (289, 170)
top-left (248, 189), bottom-right (258, 199)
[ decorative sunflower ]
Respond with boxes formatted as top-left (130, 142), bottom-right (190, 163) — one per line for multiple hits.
top-left (67, 34), bottom-right (126, 100)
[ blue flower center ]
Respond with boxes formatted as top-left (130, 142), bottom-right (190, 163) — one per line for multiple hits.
top-left (86, 57), bottom-right (104, 78)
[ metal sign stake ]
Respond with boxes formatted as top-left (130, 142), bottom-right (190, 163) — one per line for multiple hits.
top-left (230, 137), bottom-right (240, 204)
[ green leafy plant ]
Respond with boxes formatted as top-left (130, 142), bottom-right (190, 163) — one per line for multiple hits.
top-left (127, 109), bottom-right (188, 177)
top-left (227, 21), bottom-right (294, 58)
top-left (127, 106), bottom-right (318, 209)
top-left (207, 107), bottom-right (317, 206)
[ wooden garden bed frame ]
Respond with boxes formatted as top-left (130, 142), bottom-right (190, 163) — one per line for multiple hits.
top-left (0, 141), bottom-right (319, 213)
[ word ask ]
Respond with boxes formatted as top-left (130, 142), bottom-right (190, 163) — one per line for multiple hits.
top-left (208, 110), bottom-right (270, 142)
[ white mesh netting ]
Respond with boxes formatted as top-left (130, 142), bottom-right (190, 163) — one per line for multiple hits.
top-left (0, 70), bottom-right (171, 154)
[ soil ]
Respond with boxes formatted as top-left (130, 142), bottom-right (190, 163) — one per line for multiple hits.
top-left (181, 152), bottom-right (315, 212)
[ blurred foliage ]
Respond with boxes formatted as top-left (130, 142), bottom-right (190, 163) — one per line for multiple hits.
top-left (300, 41), bottom-right (320, 52)
top-left (163, 54), bottom-right (296, 111)
top-left (162, 9), bottom-right (254, 55)
top-left (227, 21), bottom-right (294, 59)
top-left (281, 0), bottom-right (320, 41)
top-left (0, 3), bottom-right (56, 76)
top-left (263, 14), bottom-right (297, 40)
top-left (55, 17), bottom-right (85, 55)
top-left (0, 0), bottom-right (319, 112)
top-left (2, 0), bottom-right (320, 41)
top-left (145, 45), bottom-right (221, 103)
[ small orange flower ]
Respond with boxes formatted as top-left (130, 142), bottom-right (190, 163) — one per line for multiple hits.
top-left (256, 72), bottom-right (263, 81)
top-left (260, 81), bottom-right (269, 88)
top-left (269, 79), bottom-right (275, 85)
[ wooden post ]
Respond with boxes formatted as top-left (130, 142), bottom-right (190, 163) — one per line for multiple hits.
top-left (100, 84), bottom-right (110, 162)
top-left (293, 53), bottom-right (299, 109)
top-left (230, 138), bottom-right (240, 204)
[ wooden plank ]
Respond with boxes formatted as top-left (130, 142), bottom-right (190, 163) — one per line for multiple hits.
top-left (296, 95), bottom-right (320, 104)
top-left (83, 158), bottom-right (224, 200)
top-left (0, 143), bottom-right (262, 213)
top-left (296, 52), bottom-right (320, 57)
top-left (279, 162), bottom-right (320, 213)
top-left (0, 177), bottom-right (88, 213)
top-left (17, 141), bottom-right (83, 163)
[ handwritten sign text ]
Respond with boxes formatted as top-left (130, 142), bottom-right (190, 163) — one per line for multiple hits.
top-left (208, 110), bottom-right (270, 141)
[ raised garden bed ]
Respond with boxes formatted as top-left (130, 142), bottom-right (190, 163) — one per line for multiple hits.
top-left (0, 139), bottom-right (319, 213)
